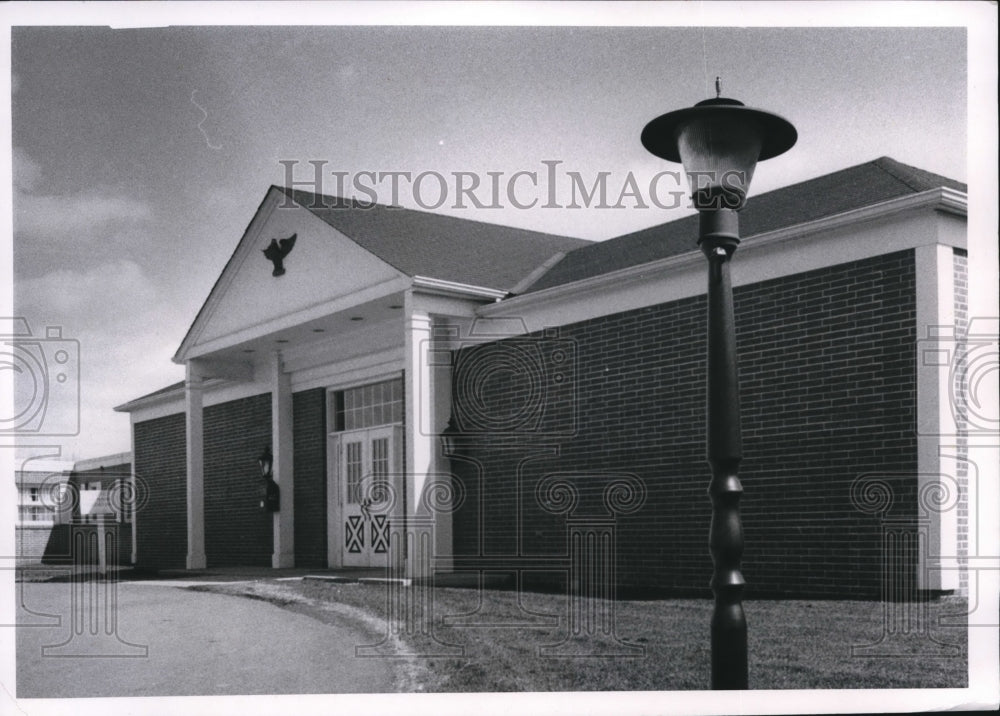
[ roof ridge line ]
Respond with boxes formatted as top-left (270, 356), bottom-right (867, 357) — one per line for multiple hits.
top-left (278, 185), bottom-right (590, 245)
top-left (509, 250), bottom-right (570, 295)
top-left (873, 156), bottom-right (922, 193)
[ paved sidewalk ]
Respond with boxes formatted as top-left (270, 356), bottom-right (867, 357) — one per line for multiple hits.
top-left (15, 564), bottom-right (386, 583)
top-left (15, 579), bottom-right (402, 697)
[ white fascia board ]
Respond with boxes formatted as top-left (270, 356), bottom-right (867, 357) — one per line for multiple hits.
top-left (735, 188), bottom-right (966, 250)
top-left (182, 275), bottom-right (411, 360)
top-left (119, 397), bottom-right (185, 423)
top-left (937, 186), bottom-right (969, 216)
top-left (17, 460), bottom-right (75, 477)
top-left (174, 186), bottom-right (411, 364)
top-left (174, 189), bottom-right (281, 363)
top-left (123, 348), bottom-right (408, 422)
top-left (293, 351), bottom-right (405, 394)
top-left (114, 386), bottom-right (187, 415)
top-left (483, 189), bottom-right (967, 332)
top-left (411, 275), bottom-right (508, 301)
top-left (118, 376), bottom-right (272, 423)
top-left (73, 452), bottom-right (133, 472)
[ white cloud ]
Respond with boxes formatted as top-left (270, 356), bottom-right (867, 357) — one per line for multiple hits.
top-left (13, 146), bottom-right (152, 238)
top-left (13, 146), bottom-right (42, 192)
top-left (11, 260), bottom-right (182, 460)
top-left (15, 191), bottom-right (152, 238)
top-left (16, 259), bottom-right (159, 331)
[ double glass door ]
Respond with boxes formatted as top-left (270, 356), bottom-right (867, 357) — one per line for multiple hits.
top-left (340, 426), bottom-right (395, 568)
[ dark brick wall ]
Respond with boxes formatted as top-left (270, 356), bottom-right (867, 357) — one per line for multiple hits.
top-left (450, 250), bottom-right (919, 599)
top-left (203, 393), bottom-right (273, 567)
top-left (293, 388), bottom-right (327, 567)
top-left (133, 413), bottom-right (187, 571)
top-left (132, 388), bottom-right (329, 570)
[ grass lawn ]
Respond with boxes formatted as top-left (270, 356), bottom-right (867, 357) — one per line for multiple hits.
top-left (198, 579), bottom-right (968, 692)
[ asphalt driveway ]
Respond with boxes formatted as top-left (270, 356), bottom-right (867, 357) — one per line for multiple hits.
top-left (14, 580), bottom-right (400, 697)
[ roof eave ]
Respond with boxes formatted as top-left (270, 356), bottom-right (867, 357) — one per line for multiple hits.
top-left (173, 187), bottom-right (286, 364)
top-left (411, 275), bottom-right (508, 301)
top-left (114, 386), bottom-right (186, 413)
top-left (488, 186), bottom-right (967, 314)
top-left (73, 452), bottom-right (133, 472)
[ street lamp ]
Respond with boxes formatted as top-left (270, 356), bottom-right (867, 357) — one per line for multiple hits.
top-left (641, 80), bottom-right (796, 690)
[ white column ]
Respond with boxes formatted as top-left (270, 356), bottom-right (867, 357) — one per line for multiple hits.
top-left (272, 353), bottom-right (295, 568)
top-left (128, 415), bottom-right (138, 565)
top-left (431, 336), bottom-right (454, 574)
top-left (403, 296), bottom-right (454, 578)
top-left (914, 243), bottom-right (958, 591)
top-left (184, 362), bottom-right (206, 570)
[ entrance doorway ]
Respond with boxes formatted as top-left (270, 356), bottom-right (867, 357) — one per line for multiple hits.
top-left (338, 426), bottom-right (396, 568)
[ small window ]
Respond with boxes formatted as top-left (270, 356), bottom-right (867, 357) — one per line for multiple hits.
top-left (330, 377), bottom-right (403, 432)
top-left (29, 487), bottom-right (38, 503)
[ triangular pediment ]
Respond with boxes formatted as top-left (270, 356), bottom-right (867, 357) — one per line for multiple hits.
top-left (175, 187), bottom-right (408, 361)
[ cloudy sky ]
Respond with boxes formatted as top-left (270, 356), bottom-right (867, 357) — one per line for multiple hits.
top-left (2, 3), bottom-right (992, 462)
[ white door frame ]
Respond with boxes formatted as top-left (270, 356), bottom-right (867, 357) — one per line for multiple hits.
top-left (327, 425), bottom-right (399, 568)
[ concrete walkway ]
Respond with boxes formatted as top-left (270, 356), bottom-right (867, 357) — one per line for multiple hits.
top-left (15, 580), bottom-right (401, 697)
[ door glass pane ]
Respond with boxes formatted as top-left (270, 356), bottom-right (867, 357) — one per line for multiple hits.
top-left (346, 441), bottom-right (363, 504)
top-left (371, 437), bottom-right (389, 480)
top-left (371, 436), bottom-right (390, 500)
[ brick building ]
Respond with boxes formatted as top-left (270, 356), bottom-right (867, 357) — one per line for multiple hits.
top-left (115, 157), bottom-right (972, 599)
top-left (15, 452), bottom-right (133, 566)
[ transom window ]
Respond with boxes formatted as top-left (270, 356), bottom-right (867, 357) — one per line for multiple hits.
top-left (330, 377), bottom-right (403, 432)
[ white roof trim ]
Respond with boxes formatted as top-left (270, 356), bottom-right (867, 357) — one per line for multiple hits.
top-left (17, 460), bottom-right (75, 475)
top-left (181, 275), bottom-right (411, 361)
top-left (73, 452), bottom-right (132, 472)
top-left (174, 189), bottom-right (282, 363)
top-left (114, 380), bottom-right (215, 413)
top-left (411, 275), bottom-right (508, 300)
top-left (484, 187), bottom-right (967, 316)
top-left (174, 187), bottom-right (410, 364)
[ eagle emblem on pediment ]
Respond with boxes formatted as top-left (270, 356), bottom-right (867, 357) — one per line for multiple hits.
top-left (263, 234), bottom-right (297, 276)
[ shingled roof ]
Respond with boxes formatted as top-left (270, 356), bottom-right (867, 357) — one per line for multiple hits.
top-left (524, 157), bottom-right (966, 293)
top-left (120, 157), bottom-right (965, 410)
top-left (278, 187), bottom-right (589, 293)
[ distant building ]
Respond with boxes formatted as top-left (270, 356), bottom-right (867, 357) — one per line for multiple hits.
top-left (15, 453), bottom-right (134, 566)
top-left (116, 157), bottom-right (976, 599)
top-left (15, 459), bottom-right (74, 564)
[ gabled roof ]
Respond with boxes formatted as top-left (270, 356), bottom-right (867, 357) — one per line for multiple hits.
top-left (122, 157), bottom-right (965, 411)
top-left (277, 187), bottom-right (589, 292)
top-left (524, 157), bottom-right (967, 293)
top-left (114, 380), bottom-right (184, 412)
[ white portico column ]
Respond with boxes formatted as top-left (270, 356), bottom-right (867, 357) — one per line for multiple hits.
top-left (272, 353), bottom-right (295, 568)
top-left (403, 299), bottom-right (454, 579)
top-left (915, 243), bottom-right (959, 592)
top-left (185, 362), bottom-right (207, 570)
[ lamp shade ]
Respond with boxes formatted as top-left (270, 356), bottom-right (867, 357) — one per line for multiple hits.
top-left (642, 97), bottom-right (796, 211)
top-left (258, 447), bottom-right (273, 478)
